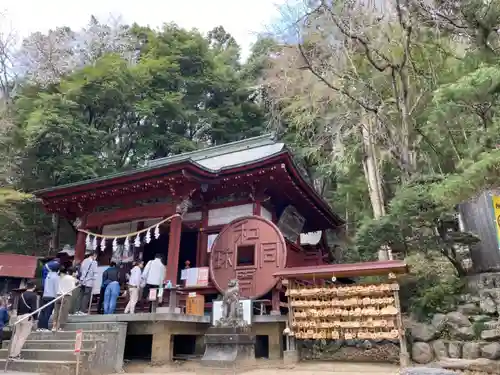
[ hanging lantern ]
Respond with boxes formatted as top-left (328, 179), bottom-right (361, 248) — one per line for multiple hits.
top-left (85, 234), bottom-right (91, 249)
top-left (124, 236), bottom-right (130, 250)
top-left (134, 233), bottom-right (141, 247)
top-left (154, 225), bottom-right (160, 239)
top-left (145, 228), bottom-right (152, 244)
top-left (92, 236), bottom-right (98, 250)
top-left (112, 238), bottom-right (118, 252)
top-left (100, 238), bottom-right (106, 251)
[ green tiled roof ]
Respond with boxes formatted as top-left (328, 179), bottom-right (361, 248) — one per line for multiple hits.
top-left (34, 133), bottom-right (284, 195)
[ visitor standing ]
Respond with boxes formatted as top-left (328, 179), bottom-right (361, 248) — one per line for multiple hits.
top-left (76, 252), bottom-right (98, 315)
top-left (68, 267), bottom-right (80, 315)
top-left (41, 258), bottom-right (60, 288)
top-left (52, 266), bottom-right (77, 331)
top-left (141, 254), bottom-right (165, 312)
top-left (37, 262), bottom-right (59, 331)
top-left (103, 262), bottom-right (120, 314)
top-left (124, 261), bottom-right (143, 314)
top-left (0, 298), bottom-right (9, 345)
top-left (9, 281), bottom-right (38, 361)
top-left (97, 262), bottom-right (112, 314)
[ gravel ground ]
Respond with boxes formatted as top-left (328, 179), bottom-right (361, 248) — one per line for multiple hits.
top-left (122, 361), bottom-right (401, 375)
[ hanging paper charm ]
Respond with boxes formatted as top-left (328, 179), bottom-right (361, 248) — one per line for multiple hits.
top-left (85, 234), bottom-right (91, 249)
top-left (100, 238), bottom-right (106, 251)
top-left (145, 228), bottom-right (152, 244)
top-left (92, 236), bottom-right (98, 250)
top-left (134, 233), bottom-right (141, 247)
top-left (124, 236), bottom-right (130, 250)
top-left (154, 225), bottom-right (160, 239)
top-left (112, 238), bottom-right (118, 252)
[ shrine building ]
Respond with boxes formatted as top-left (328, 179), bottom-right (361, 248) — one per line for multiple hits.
top-left (34, 134), bottom-right (345, 313)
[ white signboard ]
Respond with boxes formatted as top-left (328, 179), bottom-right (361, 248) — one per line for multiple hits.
top-left (208, 204), bottom-right (253, 226)
top-left (261, 207), bottom-right (273, 221)
top-left (183, 267), bottom-right (210, 287)
top-left (207, 233), bottom-right (218, 253)
top-left (212, 299), bottom-right (252, 326)
top-left (92, 266), bottom-right (109, 295)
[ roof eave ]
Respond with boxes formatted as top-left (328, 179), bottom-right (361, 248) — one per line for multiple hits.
top-left (34, 134), bottom-right (281, 198)
top-left (280, 150), bottom-right (345, 226)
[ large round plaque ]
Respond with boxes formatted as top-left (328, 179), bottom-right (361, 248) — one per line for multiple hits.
top-left (209, 215), bottom-right (287, 299)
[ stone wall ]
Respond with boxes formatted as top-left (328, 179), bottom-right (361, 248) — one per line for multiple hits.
top-left (408, 273), bottom-right (500, 367)
top-left (298, 339), bottom-right (400, 363)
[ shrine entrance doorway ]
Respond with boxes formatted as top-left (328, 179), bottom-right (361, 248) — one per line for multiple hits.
top-left (142, 228), bottom-right (198, 285)
top-left (178, 230), bottom-right (198, 278)
top-left (143, 232), bottom-right (170, 264)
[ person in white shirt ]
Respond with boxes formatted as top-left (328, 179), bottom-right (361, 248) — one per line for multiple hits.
top-left (124, 261), bottom-right (144, 314)
top-left (76, 252), bottom-right (98, 315)
top-left (37, 264), bottom-right (59, 332)
top-left (53, 266), bottom-right (77, 331)
top-left (141, 254), bottom-right (165, 312)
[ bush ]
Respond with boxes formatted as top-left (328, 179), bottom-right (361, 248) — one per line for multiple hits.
top-left (409, 277), bottom-right (464, 320)
top-left (399, 253), bottom-right (464, 321)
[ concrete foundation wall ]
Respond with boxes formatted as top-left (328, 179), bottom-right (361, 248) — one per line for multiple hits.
top-left (126, 320), bottom-right (285, 364)
top-left (68, 314), bottom-right (287, 365)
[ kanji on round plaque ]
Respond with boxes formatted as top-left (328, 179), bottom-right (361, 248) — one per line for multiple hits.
top-left (209, 215), bottom-right (287, 299)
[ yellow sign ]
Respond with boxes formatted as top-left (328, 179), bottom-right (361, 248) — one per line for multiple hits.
top-left (492, 196), bottom-right (500, 249)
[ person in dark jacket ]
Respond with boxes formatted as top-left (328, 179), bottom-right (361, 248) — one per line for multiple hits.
top-left (97, 262), bottom-right (119, 314)
top-left (103, 262), bottom-right (121, 314)
top-left (0, 298), bottom-right (9, 344)
top-left (9, 281), bottom-right (38, 360)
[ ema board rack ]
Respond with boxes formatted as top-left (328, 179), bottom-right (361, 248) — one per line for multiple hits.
top-left (286, 283), bottom-right (402, 341)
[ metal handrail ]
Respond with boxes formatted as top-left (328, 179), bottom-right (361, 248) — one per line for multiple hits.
top-left (8, 284), bottom-right (81, 328)
top-left (4, 283), bottom-right (84, 372)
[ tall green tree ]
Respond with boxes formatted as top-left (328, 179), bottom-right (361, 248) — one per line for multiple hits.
top-left (0, 20), bottom-right (267, 255)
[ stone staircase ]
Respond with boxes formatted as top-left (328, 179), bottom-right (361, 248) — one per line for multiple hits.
top-left (0, 321), bottom-right (127, 374)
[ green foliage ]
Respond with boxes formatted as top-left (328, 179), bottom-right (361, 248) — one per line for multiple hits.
top-left (0, 22), bottom-right (268, 255)
top-left (262, 0), bottom-right (500, 316)
top-left (409, 276), bottom-right (464, 320)
top-left (432, 149), bottom-right (500, 207)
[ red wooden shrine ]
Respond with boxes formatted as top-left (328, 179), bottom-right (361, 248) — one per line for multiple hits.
top-left (34, 134), bottom-right (345, 313)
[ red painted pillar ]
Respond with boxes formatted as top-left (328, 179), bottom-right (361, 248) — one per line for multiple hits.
top-left (166, 215), bottom-right (182, 285)
top-left (198, 208), bottom-right (209, 267)
top-left (74, 216), bottom-right (88, 263)
top-left (253, 200), bottom-right (261, 215)
top-left (271, 287), bottom-right (281, 315)
top-left (75, 231), bottom-right (87, 263)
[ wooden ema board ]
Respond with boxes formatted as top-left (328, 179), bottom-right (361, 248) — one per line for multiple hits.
top-left (287, 282), bottom-right (401, 341)
top-left (186, 295), bottom-right (205, 316)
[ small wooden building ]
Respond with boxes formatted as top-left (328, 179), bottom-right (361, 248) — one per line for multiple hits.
top-left (33, 134), bottom-right (344, 312)
top-left (0, 254), bottom-right (39, 295)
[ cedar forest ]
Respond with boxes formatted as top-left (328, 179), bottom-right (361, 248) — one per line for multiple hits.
top-left (0, 0), bottom-right (500, 319)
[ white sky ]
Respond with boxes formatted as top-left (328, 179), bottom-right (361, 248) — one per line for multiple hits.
top-left (2, 0), bottom-right (286, 59)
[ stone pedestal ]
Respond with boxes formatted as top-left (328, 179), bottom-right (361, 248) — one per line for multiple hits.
top-left (283, 350), bottom-right (299, 366)
top-left (201, 327), bottom-right (256, 370)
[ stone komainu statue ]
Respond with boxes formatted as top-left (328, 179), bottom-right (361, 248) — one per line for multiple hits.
top-left (216, 279), bottom-right (246, 328)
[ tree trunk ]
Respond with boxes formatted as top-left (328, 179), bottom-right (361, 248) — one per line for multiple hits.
top-left (361, 115), bottom-right (389, 261)
top-left (49, 213), bottom-right (60, 255)
top-left (361, 115), bottom-right (385, 219)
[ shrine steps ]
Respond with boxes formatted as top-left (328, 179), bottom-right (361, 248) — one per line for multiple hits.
top-left (0, 321), bottom-right (127, 374)
top-left (0, 348), bottom-right (92, 361)
top-left (0, 358), bottom-right (77, 374)
top-left (2, 339), bottom-right (95, 350)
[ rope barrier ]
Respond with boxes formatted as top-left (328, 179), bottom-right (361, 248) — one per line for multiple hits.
top-left (77, 213), bottom-right (181, 239)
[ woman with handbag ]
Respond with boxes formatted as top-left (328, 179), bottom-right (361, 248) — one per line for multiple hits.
top-left (9, 281), bottom-right (37, 361)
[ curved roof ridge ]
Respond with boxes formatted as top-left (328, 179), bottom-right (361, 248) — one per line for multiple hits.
top-left (148, 133), bottom-right (277, 168)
